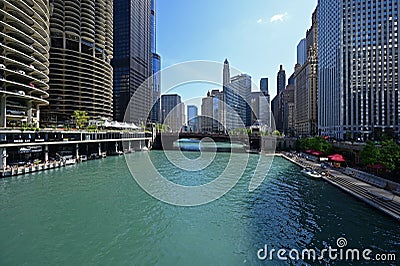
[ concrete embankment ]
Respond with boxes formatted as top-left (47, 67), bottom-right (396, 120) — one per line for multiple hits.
top-left (278, 153), bottom-right (400, 222)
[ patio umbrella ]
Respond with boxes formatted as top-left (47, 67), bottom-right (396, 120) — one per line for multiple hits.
top-left (311, 151), bottom-right (324, 156)
top-left (328, 154), bottom-right (346, 162)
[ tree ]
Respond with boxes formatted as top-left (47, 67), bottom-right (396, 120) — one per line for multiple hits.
top-left (71, 110), bottom-right (89, 129)
top-left (380, 140), bottom-right (400, 173)
top-left (360, 141), bottom-right (380, 166)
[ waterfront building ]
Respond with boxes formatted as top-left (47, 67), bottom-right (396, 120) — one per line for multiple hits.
top-left (297, 38), bottom-right (307, 65)
top-left (0, 0), bottom-right (50, 128)
top-left (187, 105), bottom-right (198, 132)
top-left (225, 74), bottom-right (252, 130)
top-left (295, 6), bottom-right (318, 136)
top-left (112, 0), bottom-right (152, 124)
top-left (161, 94), bottom-right (184, 132)
top-left (318, 0), bottom-right (399, 140)
top-left (210, 89), bottom-right (225, 132)
top-left (41, 0), bottom-right (113, 125)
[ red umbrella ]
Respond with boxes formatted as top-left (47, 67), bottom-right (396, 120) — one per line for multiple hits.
top-left (305, 149), bottom-right (314, 154)
top-left (328, 154), bottom-right (346, 162)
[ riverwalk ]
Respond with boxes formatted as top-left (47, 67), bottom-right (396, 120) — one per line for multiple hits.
top-left (279, 153), bottom-right (400, 222)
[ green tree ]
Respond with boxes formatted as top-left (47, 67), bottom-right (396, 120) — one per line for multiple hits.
top-left (71, 110), bottom-right (89, 129)
top-left (380, 140), bottom-right (400, 173)
top-left (360, 141), bottom-right (380, 166)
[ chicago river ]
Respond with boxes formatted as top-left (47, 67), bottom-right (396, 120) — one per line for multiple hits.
top-left (0, 151), bottom-right (399, 265)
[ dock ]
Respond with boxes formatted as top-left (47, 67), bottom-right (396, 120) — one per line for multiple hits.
top-left (279, 153), bottom-right (400, 222)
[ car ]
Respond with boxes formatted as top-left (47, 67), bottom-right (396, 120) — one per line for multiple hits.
top-left (16, 90), bottom-right (25, 95)
top-left (29, 65), bottom-right (35, 69)
top-left (0, 64), bottom-right (5, 68)
top-left (29, 83), bottom-right (35, 88)
top-left (18, 70), bottom-right (25, 75)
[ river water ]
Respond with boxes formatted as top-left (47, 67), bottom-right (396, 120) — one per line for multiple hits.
top-left (0, 151), bottom-right (399, 265)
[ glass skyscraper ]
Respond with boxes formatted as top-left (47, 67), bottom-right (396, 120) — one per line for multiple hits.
top-left (318, 0), bottom-right (399, 140)
top-left (150, 0), bottom-right (161, 123)
top-left (112, 0), bottom-right (152, 124)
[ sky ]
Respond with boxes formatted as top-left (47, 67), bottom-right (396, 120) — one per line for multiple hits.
top-left (156, 0), bottom-right (318, 108)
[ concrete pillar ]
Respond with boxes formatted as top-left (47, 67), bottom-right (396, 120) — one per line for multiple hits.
top-left (75, 144), bottom-right (79, 160)
top-left (35, 105), bottom-right (40, 128)
top-left (27, 101), bottom-right (33, 126)
top-left (115, 142), bottom-right (118, 153)
top-left (98, 143), bottom-right (101, 155)
top-left (0, 96), bottom-right (6, 128)
top-left (128, 141), bottom-right (131, 151)
top-left (0, 148), bottom-right (7, 169)
top-left (44, 145), bottom-right (49, 162)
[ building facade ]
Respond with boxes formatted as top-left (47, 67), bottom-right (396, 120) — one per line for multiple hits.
top-left (318, 0), bottom-right (399, 140)
top-left (0, 0), bottom-right (50, 128)
top-left (225, 74), bottom-right (252, 130)
top-left (113, 0), bottom-right (152, 124)
top-left (277, 65), bottom-right (286, 95)
top-left (187, 105), bottom-right (198, 132)
top-left (282, 84), bottom-right (295, 136)
top-left (297, 38), bottom-right (307, 65)
top-left (295, 6), bottom-right (318, 137)
top-left (150, 0), bottom-right (161, 123)
top-left (161, 94), bottom-right (184, 132)
top-left (41, 0), bottom-right (113, 125)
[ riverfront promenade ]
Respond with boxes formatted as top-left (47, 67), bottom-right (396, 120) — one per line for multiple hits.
top-left (279, 152), bottom-right (400, 222)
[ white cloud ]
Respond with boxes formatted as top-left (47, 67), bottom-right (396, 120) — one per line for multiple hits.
top-left (257, 18), bottom-right (263, 24)
top-left (270, 12), bottom-right (288, 23)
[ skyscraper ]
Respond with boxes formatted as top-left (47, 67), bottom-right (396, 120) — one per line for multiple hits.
top-left (277, 65), bottom-right (286, 95)
top-left (223, 59), bottom-right (230, 88)
top-left (260, 78), bottom-right (269, 97)
top-left (113, 0), bottom-right (152, 124)
top-left (150, 0), bottom-right (161, 123)
top-left (318, 0), bottom-right (399, 140)
top-left (295, 6), bottom-right (318, 137)
top-left (41, 0), bottom-right (114, 125)
top-left (161, 94), bottom-right (184, 132)
top-left (1, 0), bottom-right (50, 128)
top-left (225, 74), bottom-right (252, 129)
top-left (297, 38), bottom-right (307, 65)
top-left (187, 105), bottom-right (198, 132)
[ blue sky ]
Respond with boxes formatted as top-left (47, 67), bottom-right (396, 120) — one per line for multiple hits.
top-left (156, 0), bottom-right (317, 104)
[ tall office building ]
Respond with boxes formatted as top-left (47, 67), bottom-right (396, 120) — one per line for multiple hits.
top-left (297, 38), bottom-right (307, 65)
top-left (225, 74), bottom-right (252, 129)
top-left (0, 0), bottom-right (50, 128)
top-left (318, 0), bottom-right (399, 140)
top-left (295, 6), bottom-right (318, 136)
top-left (201, 95), bottom-right (214, 133)
top-left (271, 95), bottom-right (281, 131)
top-left (223, 58), bottom-right (230, 88)
top-left (161, 94), bottom-right (184, 132)
top-left (41, 0), bottom-right (114, 125)
top-left (150, 0), bottom-right (161, 123)
top-left (113, 0), bottom-right (152, 124)
top-left (260, 78), bottom-right (269, 97)
top-left (282, 84), bottom-right (296, 136)
top-left (277, 65), bottom-right (286, 94)
top-left (187, 105), bottom-right (198, 132)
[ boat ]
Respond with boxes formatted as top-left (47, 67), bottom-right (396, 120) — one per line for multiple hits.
top-left (117, 150), bottom-right (124, 155)
top-left (63, 155), bottom-right (76, 165)
top-left (301, 168), bottom-right (322, 179)
top-left (141, 146), bottom-right (149, 151)
top-left (80, 155), bottom-right (87, 161)
top-left (101, 152), bottom-right (107, 158)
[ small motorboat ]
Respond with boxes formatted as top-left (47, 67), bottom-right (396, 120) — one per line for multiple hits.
top-left (301, 168), bottom-right (322, 179)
